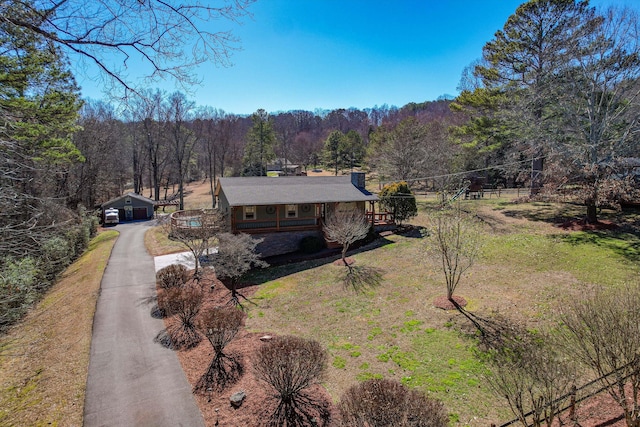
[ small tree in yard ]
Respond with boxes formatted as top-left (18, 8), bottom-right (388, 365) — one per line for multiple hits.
top-left (378, 181), bottom-right (418, 226)
top-left (426, 207), bottom-right (481, 306)
top-left (323, 208), bottom-right (370, 266)
top-left (559, 285), bottom-right (640, 427)
top-left (339, 378), bottom-right (448, 427)
top-left (193, 306), bottom-right (245, 394)
top-left (254, 335), bottom-right (331, 427)
top-left (157, 285), bottom-right (203, 350)
top-left (207, 232), bottom-right (268, 307)
top-left (165, 209), bottom-right (226, 275)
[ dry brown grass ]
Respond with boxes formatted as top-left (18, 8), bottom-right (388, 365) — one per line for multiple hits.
top-left (0, 230), bottom-right (118, 427)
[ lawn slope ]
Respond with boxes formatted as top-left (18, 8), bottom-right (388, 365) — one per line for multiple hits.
top-left (0, 230), bottom-right (118, 427)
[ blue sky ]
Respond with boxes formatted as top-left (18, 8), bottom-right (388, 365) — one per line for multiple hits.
top-left (76, 0), bottom-right (638, 115)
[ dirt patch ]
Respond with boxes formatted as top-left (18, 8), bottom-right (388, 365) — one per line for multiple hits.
top-left (165, 270), bottom-right (337, 427)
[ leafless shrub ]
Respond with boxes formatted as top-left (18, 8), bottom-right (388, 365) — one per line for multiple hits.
top-left (156, 285), bottom-right (203, 350)
top-left (478, 317), bottom-right (576, 427)
top-left (156, 263), bottom-right (189, 290)
top-left (559, 285), bottom-right (640, 427)
top-left (193, 307), bottom-right (245, 394)
top-left (338, 378), bottom-right (448, 427)
top-left (253, 335), bottom-right (331, 427)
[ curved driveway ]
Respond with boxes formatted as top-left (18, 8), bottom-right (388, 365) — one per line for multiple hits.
top-left (84, 222), bottom-right (204, 427)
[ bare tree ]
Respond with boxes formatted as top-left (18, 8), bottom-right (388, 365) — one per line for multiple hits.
top-left (556, 7), bottom-right (640, 223)
top-left (323, 208), bottom-right (370, 266)
top-left (166, 92), bottom-right (198, 210)
top-left (338, 378), bottom-right (448, 427)
top-left (166, 209), bottom-right (226, 275)
top-left (253, 335), bottom-right (331, 427)
top-left (426, 207), bottom-right (481, 303)
top-left (157, 284), bottom-right (203, 350)
top-left (206, 232), bottom-right (268, 307)
top-left (193, 306), bottom-right (245, 394)
top-left (1, 1), bottom-right (255, 96)
top-left (479, 319), bottom-right (576, 427)
top-left (559, 285), bottom-right (640, 427)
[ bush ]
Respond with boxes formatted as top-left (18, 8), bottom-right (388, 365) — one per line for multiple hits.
top-left (157, 285), bottom-right (203, 350)
top-left (339, 378), bottom-right (448, 427)
top-left (0, 257), bottom-right (40, 331)
top-left (254, 335), bottom-right (331, 426)
top-left (39, 236), bottom-right (72, 282)
top-left (67, 224), bottom-right (90, 259)
top-left (299, 235), bottom-right (326, 254)
top-left (156, 264), bottom-right (189, 289)
top-left (379, 181), bottom-right (417, 225)
top-left (193, 307), bottom-right (245, 393)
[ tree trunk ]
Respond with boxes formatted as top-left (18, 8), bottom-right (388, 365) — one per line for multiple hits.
top-left (586, 202), bottom-right (598, 224)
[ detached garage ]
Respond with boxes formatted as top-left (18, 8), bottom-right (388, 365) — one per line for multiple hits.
top-left (101, 193), bottom-right (155, 222)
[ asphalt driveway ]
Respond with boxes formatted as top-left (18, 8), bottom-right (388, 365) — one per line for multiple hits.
top-left (84, 222), bottom-right (204, 427)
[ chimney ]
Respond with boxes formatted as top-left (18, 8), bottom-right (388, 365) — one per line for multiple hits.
top-left (351, 172), bottom-right (365, 189)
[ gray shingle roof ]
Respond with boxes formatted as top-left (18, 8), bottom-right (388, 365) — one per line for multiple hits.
top-left (217, 176), bottom-right (378, 206)
top-left (101, 192), bottom-right (155, 207)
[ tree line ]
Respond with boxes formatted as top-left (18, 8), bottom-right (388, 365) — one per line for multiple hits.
top-left (2, 0), bottom-right (640, 331)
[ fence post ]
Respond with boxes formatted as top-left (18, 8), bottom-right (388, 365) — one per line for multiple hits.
top-left (569, 385), bottom-right (577, 425)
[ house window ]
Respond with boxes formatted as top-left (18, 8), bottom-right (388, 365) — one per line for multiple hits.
top-left (244, 205), bottom-right (256, 220)
top-left (286, 204), bottom-right (298, 218)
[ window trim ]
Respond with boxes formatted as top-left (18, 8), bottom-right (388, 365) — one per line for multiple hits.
top-left (286, 204), bottom-right (298, 218)
top-left (243, 205), bottom-right (256, 220)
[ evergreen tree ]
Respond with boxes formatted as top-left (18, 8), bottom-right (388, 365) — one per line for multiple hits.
top-left (0, 8), bottom-right (83, 259)
top-left (378, 182), bottom-right (418, 226)
top-left (242, 109), bottom-right (276, 176)
top-left (323, 130), bottom-right (346, 176)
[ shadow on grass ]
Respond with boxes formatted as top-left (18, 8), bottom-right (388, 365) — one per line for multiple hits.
top-left (551, 230), bottom-right (640, 263)
top-left (338, 265), bottom-right (384, 293)
top-left (495, 201), bottom-right (640, 263)
top-left (245, 234), bottom-right (395, 286)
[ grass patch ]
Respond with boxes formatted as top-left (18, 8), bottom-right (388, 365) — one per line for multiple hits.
top-left (144, 224), bottom-right (186, 256)
top-left (240, 200), bottom-right (639, 425)
top-left (0, 230), bottom-right (118, 427)
top-left (483, 231), bottom-right (638, 285)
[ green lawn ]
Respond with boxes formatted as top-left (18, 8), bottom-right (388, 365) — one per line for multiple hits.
top-left (242, 199), bottom-right (640, 425)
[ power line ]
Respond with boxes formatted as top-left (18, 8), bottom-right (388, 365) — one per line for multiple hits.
top-left (379, 156), bottom-right (545, 188)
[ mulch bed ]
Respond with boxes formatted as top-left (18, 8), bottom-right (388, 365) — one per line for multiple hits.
top-left (557, 218), bottom-right (619, 231)
top-left (433, 295), bottom-right (467, 310)
top-left (332, 257), bottom-right (355, 266)
top-left (159, 270), bottom-right (338, 427)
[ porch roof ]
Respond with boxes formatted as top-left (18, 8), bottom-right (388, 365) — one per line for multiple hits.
top-left (216, 176), bottom-right (378, 207)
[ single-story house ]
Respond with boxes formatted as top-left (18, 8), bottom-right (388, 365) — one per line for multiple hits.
top-left (266, 158), bottom-right (303, 176)
top-left (214, 172), bottom-right (378, 256)
top-left (101, 192), bottom-right (155, 222)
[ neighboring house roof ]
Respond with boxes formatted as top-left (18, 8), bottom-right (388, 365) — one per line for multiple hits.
top-left (216, 175), bottom-right (378, 206)
top-left (101, 192), bottom-right (155, 207)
